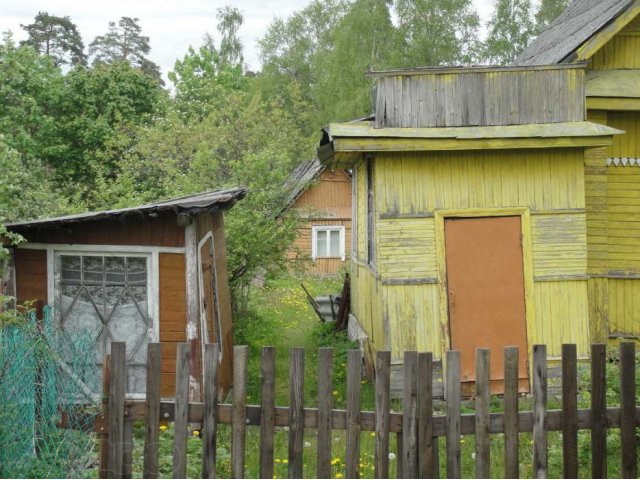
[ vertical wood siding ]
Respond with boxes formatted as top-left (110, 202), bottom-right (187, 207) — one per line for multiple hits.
top-left (349, 148), bottom-right (591, 363)
top-left (14, 249), bottom-right (47, 317)
top-left (590, 16), bottom-right (640, 69)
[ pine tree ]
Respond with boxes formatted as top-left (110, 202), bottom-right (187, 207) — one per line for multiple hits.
top-left (483, 0), bottom-right (535, 64)
top-left (89, 17), bottom-right (162, 84)
top-left (21, 11), bottom-right (86, 66)
top-left (535, 0), bottom-right (569, 33)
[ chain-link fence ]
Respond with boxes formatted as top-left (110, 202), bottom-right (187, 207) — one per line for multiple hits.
top-left (0, 305), bottom-right (99, 478)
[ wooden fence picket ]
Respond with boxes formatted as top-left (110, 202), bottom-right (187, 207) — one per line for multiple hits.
top-left (259, 346), bottom-right (276, 480)
top-left (503, 346), bottom-right (519, 479)
top-left (143, 343), bottom-right (161, 479)
top-left (620, 342), bottom-right (637, 479)
top-left (232, 345), bottom-right (248, 479)
top-left (108, 343), bottom-right (126, 479)
top-left (346, 349), bottom-right (362, 479)
top-left (475, 348), bottom-right (490, 479)
top-left (374, 351), bottom-right (390, 479)
top-left (317, 348), bottom-right (333, 479)
top-left (96, 341), bottom-right (640, 480)
top-left (99, 355), bottom-right (111, 480)
top-left (173, 343), bottom-right (190, 479)
top-left (591, 343), bottom-right (607, 479)
top-left (288, 348), bottom-right (305, 479)
top-left (533, 344), bottom-right (548, 479)
top-left (445, 350), bottom-right (461, 479)
top-left (202, 343), bottom-right (220, 479)
top-left (402, 351), bottom-right (418, 478)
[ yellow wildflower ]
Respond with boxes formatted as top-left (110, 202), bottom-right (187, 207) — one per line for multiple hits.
top-left (283, 459), bottom-right (289, 465)
top-left (192, 430), bottom-right (200, 436)
top-left (159, 425), bottom-right (168, 432)
top-left (275, 459), bottom-right (282, 463)
top-left (332, 390), bottom-right (339, 396)
top-left (336, 474), bottom-right (343, 479)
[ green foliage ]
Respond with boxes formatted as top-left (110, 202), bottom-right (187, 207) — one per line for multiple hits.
top-left (89, 17), bottom-right (163, 84)
top-left (484, 0), bottom-right (536, 64)
top-left (20, 11), bottom-right (86, 66)
top-left (534, 0), bottom-right (569, 34)
top-left (394, 0), bottom-right (482, 66)
top-left (216, 6), bottom-right (245, 69)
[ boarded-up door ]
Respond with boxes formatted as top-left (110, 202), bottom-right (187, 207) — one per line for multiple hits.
top-left (444, 216), bottom-right (529, 394)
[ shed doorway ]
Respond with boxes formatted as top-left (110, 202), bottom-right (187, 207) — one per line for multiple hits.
top-left (444, 216), bottom-right (530, 394)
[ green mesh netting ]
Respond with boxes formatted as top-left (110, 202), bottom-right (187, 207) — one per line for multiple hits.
top-left (0, 306), bottom-right (100, 478)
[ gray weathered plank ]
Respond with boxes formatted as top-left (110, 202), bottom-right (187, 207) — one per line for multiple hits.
top-left (143, 344), bottom-right (161, 479)
top-left (397, 431), bottom-right (404, 479)
top-left (591, 343), bottom-right (607, 479)
top-left (173, 343), bottom-right (190, 479)
top-left (99, 355), bottom-right (111, 479)
top-left (202, 343), bottom-right (220, 479)
top-left (232, 345), bottom-right (248, 479)
top-left (504, 347), bottom-right (519, 479)
top-left (475, 348), bottom-right (490, 479)
top-left (620, 342), bottom-right (637, 479)
top-left (123, 419), bottom-right (134, 479)
top-left (417, 352), bottom-right (435, 478)
top-left (259, 346), bottom-right (276, 480)
top-left (403, 351), bottom-right (418, 478)
top-left (562, 344), bottom-right (578, 479)
top-left (445, 350), bottom-right (461, 479)
top-left (288, 348), bottom-right (305, 479)
top-left (375, 351), bottom-right (391, 479)
top-left (317, 348), bottom-right (333, 479)
top-left (346, 349), bottom-right (362, 479)
top-left (533, 344), bottom-right (548, 479)
top-left (109, 343), bottom-right (126, 479)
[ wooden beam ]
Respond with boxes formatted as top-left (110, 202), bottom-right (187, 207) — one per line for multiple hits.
top-left (184, 223), bottom-right (201, 402)
top-left (587, 97), bottom-right (640, 111)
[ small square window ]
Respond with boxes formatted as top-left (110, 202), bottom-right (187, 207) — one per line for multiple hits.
top-left (312, 226), bottom-right (345, 260)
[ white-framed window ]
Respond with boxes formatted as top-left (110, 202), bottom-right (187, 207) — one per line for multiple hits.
top-left (312, 226), bottom-right (346, 261)
top-left (54, 250), bottom-right (156, 396)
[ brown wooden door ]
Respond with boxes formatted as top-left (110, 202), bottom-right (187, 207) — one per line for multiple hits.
top-left (444, 216), bottom-right (529, 394)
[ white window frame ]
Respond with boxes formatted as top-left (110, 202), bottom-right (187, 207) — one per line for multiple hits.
top-left (311, 226), bottom-right (346, 261)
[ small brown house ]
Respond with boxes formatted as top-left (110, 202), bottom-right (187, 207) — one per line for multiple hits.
top-left (284, 159), bottom-right (352, 275)
top-left (2, 188), bottom-right (246, 399)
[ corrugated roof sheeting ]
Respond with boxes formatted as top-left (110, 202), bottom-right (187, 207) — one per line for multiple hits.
top-left (516, 0), bottom-right (634, 65)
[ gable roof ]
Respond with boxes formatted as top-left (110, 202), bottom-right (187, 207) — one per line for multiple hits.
top-left (515, 0), bottom-right (636, 65)
top-left (6, 187), bottom-right (247, 230)
top-left (283, 158), bottom-right (326, 210)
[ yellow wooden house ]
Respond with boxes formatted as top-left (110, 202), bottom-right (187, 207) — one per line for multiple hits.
top-left (318, 64), bottom-right (621, 392)
top-left (517, 0), bottom-right (640, 345)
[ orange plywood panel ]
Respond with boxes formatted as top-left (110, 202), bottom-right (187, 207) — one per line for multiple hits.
top-left (445, 216), bottom-right (529, 394)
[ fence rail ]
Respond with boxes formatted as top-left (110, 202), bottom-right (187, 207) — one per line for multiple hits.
top-left (100, 342), bottom-right (639, 479)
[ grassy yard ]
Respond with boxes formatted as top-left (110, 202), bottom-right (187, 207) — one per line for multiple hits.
top-left (120, 274), bottom-right (638, 479)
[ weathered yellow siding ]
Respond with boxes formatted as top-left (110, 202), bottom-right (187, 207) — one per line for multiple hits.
top-left (355, 159), bottom-right (367, 259)
top-left (590, 16), bottom-right (640, 69)
top-left (609, 279), bottom-right (640, 337)
top-left (383, 284), bottom-right (441, 361)
top-left (607, 112), bottom-right (640, 158)
top-left (348, 148), bottom-right (591, 361)
top-left (531, 281), bottom-right (590, 357)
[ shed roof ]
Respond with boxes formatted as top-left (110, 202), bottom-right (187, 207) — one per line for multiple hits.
top-left (283, 158), bottom-right (326, 209)
top-left (6, 187), bottom-right (247, 230)
top-left (515, 0), bottom-right (636, 65)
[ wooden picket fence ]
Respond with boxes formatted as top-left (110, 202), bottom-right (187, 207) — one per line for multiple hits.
top-left (99, 342), bottom-right (639, 479)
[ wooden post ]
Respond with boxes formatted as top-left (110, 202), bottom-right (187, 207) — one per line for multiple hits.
top-left (232, 345), bottom-right (248, 479)
top-left (259, 346), bottom-right (276, 480)
top-left (375, 351), bottom-right (390, 479)
top-left (184, 222), bottom-right (201, 402)
top-left (173, 343), bottom-right (191, 479)
top-left (445, 350), bottom-right (461, 479)
top-left (288, 348), bottom-right (305, 479)
top-left (533, 345), bottom-right (547, 479)
top-left (98, 354), bottom-right (111, 479)
top-left (417, 352), bottom-right (435, 479)
top-left (504, 347), bottom-right (519, 479)
top-left (591, 343), bottom-right (607, 479)
top-left (402, 351), bottom-right (418, 479)
top-left (561, 344), bottom-right (578, 479)
top-left (108, 343), bottom-right (126, 479)
top-left (620, 342), bottom-right (637, 479)
top-left (122, 419), bottom-right (134, 479)
top-left (202, 343), bottom-right (220, 479)
top-left (143, 343), bottom-right (162, 479)
top-left (346, 349), bottom-right (362, 479)
top-left (475, 348), bottom-right (490, 479)
top-left (317, 348), bottom-right (333, 479)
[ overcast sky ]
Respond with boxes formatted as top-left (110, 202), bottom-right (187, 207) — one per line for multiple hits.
top-left (2, 0), bottom-right (495, 80)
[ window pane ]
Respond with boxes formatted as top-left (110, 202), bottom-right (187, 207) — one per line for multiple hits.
top-left (61, 255), bottom-right (81, 282)
top-left (316, 230), bottom-right (328, 257)
top-left (83, 256), bottom-right (104, 285)
top-left (329, 230), bottom-right (341, 256)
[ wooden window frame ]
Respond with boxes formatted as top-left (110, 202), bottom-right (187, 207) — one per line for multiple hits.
top-left (311, 226), bottom-right (346, 261)
top-left (197, 231), bottom-right (223, 366)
